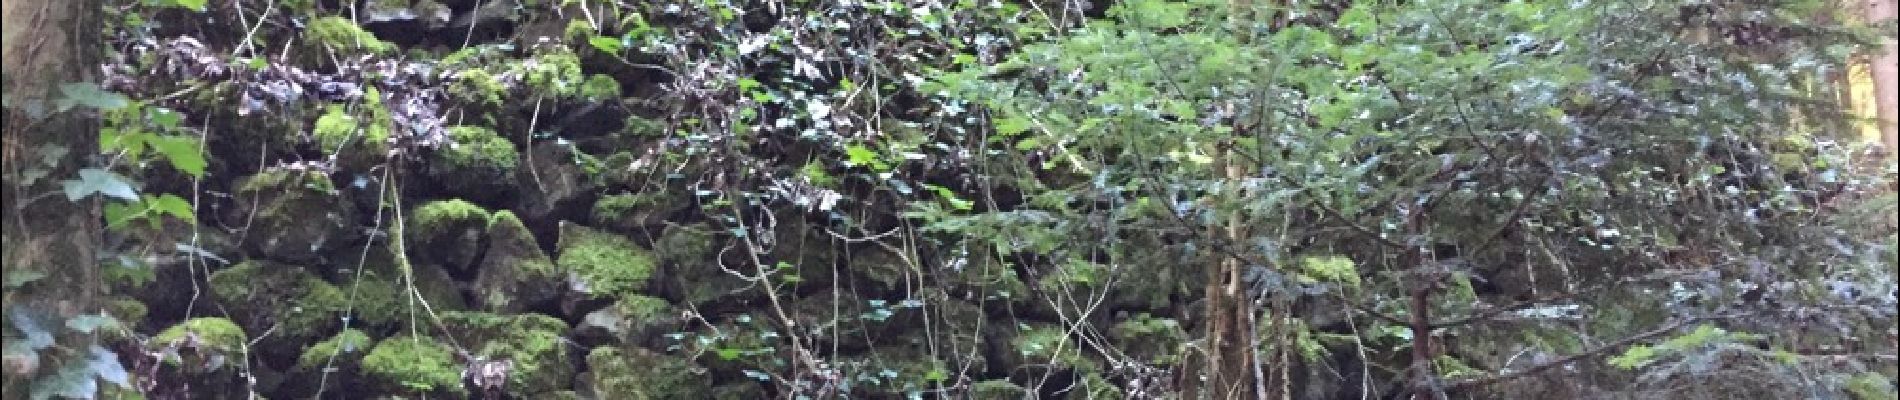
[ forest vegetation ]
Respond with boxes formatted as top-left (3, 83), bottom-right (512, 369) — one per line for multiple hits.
top-left (2, 0), bottom-right (1897, 399)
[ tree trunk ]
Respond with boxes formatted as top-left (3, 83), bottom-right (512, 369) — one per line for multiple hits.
top-left (1865, 0), bottom-right (1898, 153)
top-left (1, 0), bottom-right (104, 394)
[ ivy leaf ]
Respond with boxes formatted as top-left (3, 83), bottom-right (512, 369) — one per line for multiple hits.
top-left (147, 194), bottom-right (196, 222)
top-left (62, 169), bottom-right (139, 201)
top-left (89, 345), bottom-right (130, 388)
top-left (7, 311), bottom-right (54, 350)
top-left (3, 270), bottom-right (47, 289)
top-left (56, 82), bottom-right (130, 111)
top-left (146, 135), bottom-right (206, 177)
top-left (65, 314), bottom-right (120, 334)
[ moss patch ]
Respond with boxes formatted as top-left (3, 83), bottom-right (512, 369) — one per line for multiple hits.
top-left (407, 199), bottom-right (490, 270)
top-left (208, 261), bottom-right (345, 343)
top-left (585, 346), bottom-right (712, 398)
top-left (297, 329), bottom-right (375, 369)
top-left (153, 317), bottom-right (248, 371)
top-left (579, 74), bottom-right (621, 101)
top-left (473, 211), bottom-right (563, 311)
top-left (556, 222), bottom-right (657, 298)
top-left (439, 311), bottom-right (575, 396)
top-left (1109, 313), bottom-right (1186, 366)
top-left (155, 317), bottom-right (248, 353)
top-left (361, 336), bottom-right (465, 396)
top-left (305, 17), bottom-right (395, 55)
top-left (439, 125), bottom-right (519, 171)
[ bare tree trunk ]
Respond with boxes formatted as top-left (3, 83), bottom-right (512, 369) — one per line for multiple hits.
top-left (1, 0), bottom-right (104, 395)
top-left (1865, 0), bottom-right (1898, 153)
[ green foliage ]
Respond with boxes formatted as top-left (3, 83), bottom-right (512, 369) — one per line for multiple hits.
top-left (360, 337), bottom-right (464, 396)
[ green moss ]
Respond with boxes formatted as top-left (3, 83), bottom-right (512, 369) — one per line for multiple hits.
top-left (654, 224), bottom-right (714, 265)
top-left (313, 105), bottom-right (360, 150)
top-left (514, 50), bottom-right (584, 97)
top-left (361, 336), bottom-right (465, 396)
top-left (209, 261), bottom-right (346, 341)
top-left (968, 380), bottom-right (1027, 398)
top-left (556, 222), bottom-right (657, 297)
top-left (450, 68), bottom-right (507, 107)
top-left (154, 318), bottom-right (249, 370)
top-left (592, 193), bottom-right (646, 222)
top-left (409, 199), bottom-right (491, 240)
top-left (1109, 314), bottom-right (1185, 366)
top-left (239, 167), bottom-right (335, 194)
top-left (1011, 323), bottom-right (1088, 369)
top-left (439, 125), bottom-right (520, 171)
top-left (580, 74), bottom-right (621, 101)
top-left (586, 346), bottom-right (712, 398)
top-left (440, 312), bottom-right (575, 396)
top-left (154, 318), bottom-right (248, 352)
top-left (564, 19), bottom-right (595, 43)
top-left (298, 329), bottom-right (375, 369)
top-left (305, 17), bottom-right (395, 54)
top-left (104, 298), bottom-right (147, 329)
top-left (623, 115), bottom-right (667, 138)
top-left (472, 211), bottom-right (563, 311)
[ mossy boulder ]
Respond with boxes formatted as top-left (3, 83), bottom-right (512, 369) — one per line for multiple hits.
top-left (208, 260), bottom-right (345, 353)
top-left (406, 199), bottom-right (490, 272)
top-left (343, 245), bottom-right (469, 330)
top-left (585, 346), bottom-right (713, 399)
top-left (591, 190), bottom-right (684, 232)
top-left (361, 336), bottom-right (465, 397)
top-left (439, 311), bottom-right (576, 396)
top-left (231, 168), bottom-right (357, 264)
top-left (472, 211), bottom-right (563, 312)
top-left (153, 317), bottom-right (248, 370)
top-left (429, 125), bottom-right (520, 202)
top-left (1108, 314), bottom-right (1187, 367)
top-left (654, 224), bottom-right (761, 309)
top-left (574, 294), bottom-right (677, 348)
top-left (297, 329), bottom-right (375, 370)
top-left (515, 142), bottom-right (594, 221)
top-left (556, 222), bottom-right (657, 300)
top-left (511, 48), bottom-right (584, 98)
top-left (579, 74), bottom-right (621, 101)
top-left (310, 89), bottom-right (395, 171)
top-left (150, 318), bottom-right (252, 396)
